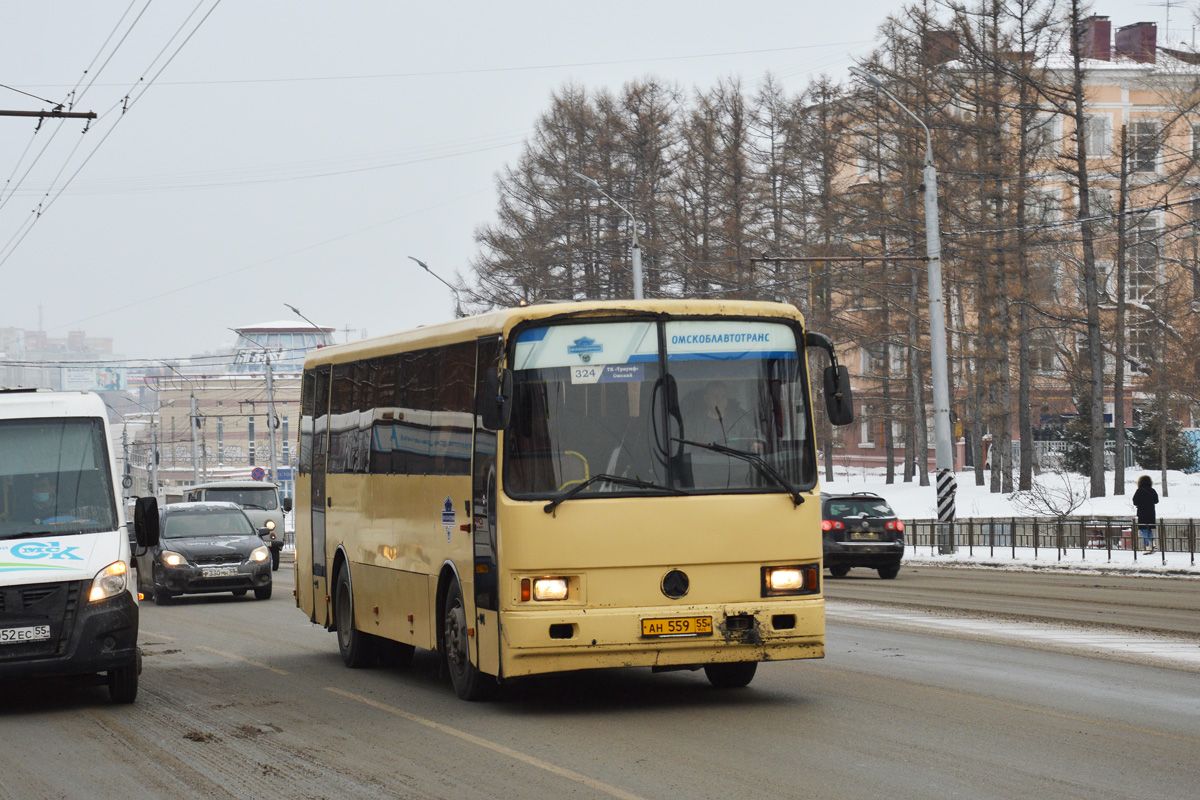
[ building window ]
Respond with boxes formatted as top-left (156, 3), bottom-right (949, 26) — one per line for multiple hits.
top-left (1029, 112), bottom-right (1062, 159)
top-left (1026, 188), bottom-right (1061, 225)
top-left (1083, 113), bottom-right (1112, 157)
top-left (1129, 119), bottom-right (1161, 174)
top-left (1129, 221), bottom-right (1160, 301)
top-left (860, 346), bottom-right (886, 377)
top-left (859, 404), bottom-right (876, 447)
top-left (1127, 316), bottom-right (1155, 368)
top-left (1030, 330), bottom-right (1057, 373)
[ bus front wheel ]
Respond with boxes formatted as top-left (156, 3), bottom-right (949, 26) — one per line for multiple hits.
top-left (335, 567), bottom-right (378, 668)
top-left (443, 579), bottom-right (493, 701)
top-left (704, 661), bottom-right (758, 689)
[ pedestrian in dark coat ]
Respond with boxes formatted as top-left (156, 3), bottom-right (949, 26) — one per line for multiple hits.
top-left (1133, 475), bottom-right (1159, 554)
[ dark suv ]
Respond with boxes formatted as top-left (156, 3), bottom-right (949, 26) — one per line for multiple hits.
top-left (821, 492), bottom-right (905, 579)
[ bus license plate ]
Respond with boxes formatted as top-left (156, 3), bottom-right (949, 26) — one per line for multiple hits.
top-left (0, 625), bottom-right (51, 644)
top-left (641, 616), bottom-right (713, 638)
top-left (202, 566), bottom-right (237, 578)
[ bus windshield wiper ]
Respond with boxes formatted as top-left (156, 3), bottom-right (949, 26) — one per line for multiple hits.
top-left (673, 438), bottom-right (805, 507)
top-left (544, 473), bottom-right (688, 515)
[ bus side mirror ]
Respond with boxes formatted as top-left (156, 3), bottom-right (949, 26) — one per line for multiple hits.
top-left (134, 496), bottom-right (160, 548)
top-left (823, 365), bottom-right (855, 426)
top-left (480, 368), bottom-right (512, 431)
top-left (282, 497), bottom-right (293, 513)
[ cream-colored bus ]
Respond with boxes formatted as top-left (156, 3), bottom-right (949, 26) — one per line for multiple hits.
top-left (294, 300), bottom-right (853, 699)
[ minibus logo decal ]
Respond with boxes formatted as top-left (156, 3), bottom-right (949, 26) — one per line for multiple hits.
top-left (11, 542), bottom-right (83, 561)
top-left (442, 496), bottom-right (456, 542)
top-left (567, 336), bottom-right (603, 363)
top-left (661, 569), bottom-right (690, 599)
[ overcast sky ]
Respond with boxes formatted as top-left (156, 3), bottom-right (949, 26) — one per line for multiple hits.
top-left (0, 1), bottom-right (1159, 361)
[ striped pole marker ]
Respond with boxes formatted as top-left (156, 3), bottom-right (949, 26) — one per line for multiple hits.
top-left (937, 469), bottom-right (956, 553)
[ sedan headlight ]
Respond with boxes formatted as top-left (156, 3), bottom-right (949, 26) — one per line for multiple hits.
top-left (89, 560), bottom-right (128, 602)
top-left (250, 546), bottom-right (270, 563)
top-left (161, 550), bottom-right (186, 567)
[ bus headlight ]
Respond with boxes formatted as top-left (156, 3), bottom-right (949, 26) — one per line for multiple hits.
top-left (250, 546), bottom-right (270, 563)
top-left (520, 577), bottom-right (569, 601)
top-left (265, 520), bottom-right (276, 531)
top-left (89, 561), bottom-right (128, 602)
top-left (762, 564), bottom-right (820, 597)
top-left (161, 550), bottom-right (186, 567)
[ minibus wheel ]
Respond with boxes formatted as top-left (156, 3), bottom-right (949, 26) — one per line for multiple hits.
top-left (443, 579), bottom-right (493, 701)
top-left (703, 661), bottom-right (758, 689)
top-left (335, 566), bottom-right (378, 668)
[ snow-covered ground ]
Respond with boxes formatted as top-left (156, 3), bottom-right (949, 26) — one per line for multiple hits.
top-left (822, 467), bottom-right (1200, 576)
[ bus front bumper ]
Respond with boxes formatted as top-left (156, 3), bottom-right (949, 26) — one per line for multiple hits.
top-left (498, 597), bottom-right (824, 678)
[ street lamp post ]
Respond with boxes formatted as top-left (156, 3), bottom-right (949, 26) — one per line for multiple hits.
top-left (572, 172), bottom-right (644, 300)
top-left (407, 256), bottom-right (464, 317)
top-left (850, 66), bottom-right (956, 540)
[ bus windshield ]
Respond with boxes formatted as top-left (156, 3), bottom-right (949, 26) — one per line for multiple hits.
top-left (505, 318), bottom-right (815, 500)
top-left (0, 418), bottom-right (119, 538)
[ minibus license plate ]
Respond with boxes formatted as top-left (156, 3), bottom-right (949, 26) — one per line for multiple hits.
top-left (0, 625), bottom-right (51, 644)
top-left (641, 616), bottom-right (712, 638)
top-left (202, 566), bottom-right (238, 578)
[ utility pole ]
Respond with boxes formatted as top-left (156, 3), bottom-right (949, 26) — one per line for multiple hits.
top-left (265, 354), bottom-right (279, 484)
top-left (190, 393), bottom-right (201, 484)
top-left (150, 419), bottom-right (159, 496)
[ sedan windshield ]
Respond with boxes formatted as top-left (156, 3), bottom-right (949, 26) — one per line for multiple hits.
top-left (505, 317), bottom-right (816, 500)
top-left (163, 510), bottom-right (255, 539)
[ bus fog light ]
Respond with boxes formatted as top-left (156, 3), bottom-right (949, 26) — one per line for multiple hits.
top-left (532, 577), bottom-right (568, 601)
top-left (766, 568), bottom-right (804, 592)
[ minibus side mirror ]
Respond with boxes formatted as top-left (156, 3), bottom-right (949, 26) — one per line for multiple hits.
top-left (823, 365), bottom-right (855, 426)
top-left (282, 497), bottom-right (293, 513)
top-left (806, 330), bottom-right (855, 426)
top-left (134, 496), bottom-right (160, 549)
top-left (480, 368), bottom-right (513, 431)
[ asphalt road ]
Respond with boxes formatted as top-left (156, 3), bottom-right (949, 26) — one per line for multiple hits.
top-left (823, 564), bottom-right (1200, 637)
top-left (1, 565), bottom-right (1198, 800)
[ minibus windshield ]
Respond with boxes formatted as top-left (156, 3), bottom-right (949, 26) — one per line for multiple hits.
top-left (0, 418), bottom-right (118, 538)
top-left (504, 318), bottom-right (816, 500)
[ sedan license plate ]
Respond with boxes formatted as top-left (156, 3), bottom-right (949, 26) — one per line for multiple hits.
top-left (0, 625), bottom-right (51, 645)
top-left (202, 566), bottom-right (238, 578)
top-left (850, 531), bottom-right (881, 541)
top-left (641, 616), bottom-right (713, 638)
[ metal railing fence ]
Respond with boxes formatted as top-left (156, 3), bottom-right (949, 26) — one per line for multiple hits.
top-left (906, 517), bottom-right (1197, 565)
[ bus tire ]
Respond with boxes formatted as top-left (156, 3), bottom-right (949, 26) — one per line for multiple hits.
top-left (443, 579), bottom-right (493, 701)
top-left (335, 566), bottom-right (378, 668)
top-left (703, 661), bottom-right (757, 689)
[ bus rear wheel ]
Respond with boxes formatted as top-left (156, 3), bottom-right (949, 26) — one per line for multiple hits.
top-left (704, 661), bottom-right (758, 689)
top-left (443, 579), bottom-right (493, 701)
top-left (335, 567), bottom-right (378, 668)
